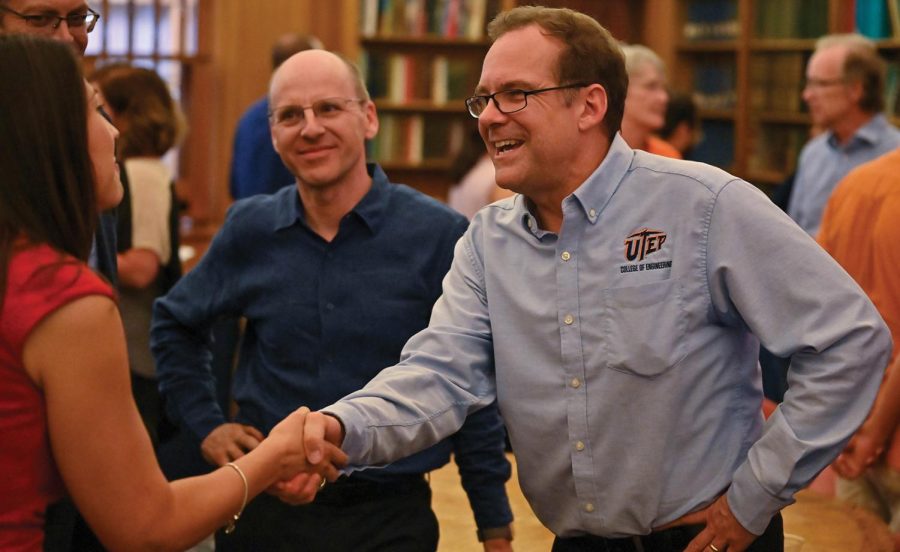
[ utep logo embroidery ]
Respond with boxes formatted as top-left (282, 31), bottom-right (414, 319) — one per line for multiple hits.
top-left (624, 228), bottom-right (667, 262)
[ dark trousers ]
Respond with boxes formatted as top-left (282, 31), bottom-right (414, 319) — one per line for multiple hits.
top-left (216, 475), bottom-right (439, 552)
top-left (552, 512), bottom-right (783, 552)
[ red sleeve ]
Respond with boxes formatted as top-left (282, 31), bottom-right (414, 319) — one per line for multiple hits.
top-left (2, 244), bottom-right (114, 359)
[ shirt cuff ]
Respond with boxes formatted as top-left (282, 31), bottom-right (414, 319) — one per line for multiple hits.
top-left (477, 525), bottom-right (513, 542)
top-left (727, 462), bottom-right (795, 535)
top-left (322, 403), bottom-right (367, 466)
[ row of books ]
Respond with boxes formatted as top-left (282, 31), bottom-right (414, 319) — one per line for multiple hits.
top-left (683, 0), bottom-right (739, 41)
top-left (748, 53), bottom-right (806, 112)
top-left (747, 125), bottom-right (808, 177)
top-left (856, 0), bottom-right (900, 39)
top-left (691, 120), bottom-right (735, 169)
top-left (885, 62), bottom-right (900, 117)
top-left (362, 52), bottom-right (477, 104)
top-left (754, 0), bottom-right (829, 39)
top-left (367, 114), bottom-right (466, 164)
top-left (360, 0), bottom-right (499, 39)
top-left (692, 61), bottom-right (736, 110)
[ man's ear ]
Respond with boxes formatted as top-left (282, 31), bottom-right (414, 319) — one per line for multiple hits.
top-left (364, 100), bottom-right (379, 140)
top-left (578, 84), bottom-right (608, 132)
top-left (846, 78), bottom-right (864, 106)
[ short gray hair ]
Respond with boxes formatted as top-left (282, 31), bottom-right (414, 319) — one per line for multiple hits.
top-left (620, 43), bottom-right (665, 78)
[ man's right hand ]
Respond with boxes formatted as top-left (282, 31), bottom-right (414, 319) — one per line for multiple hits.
top-left (201, 423), bottom-right (265, 466)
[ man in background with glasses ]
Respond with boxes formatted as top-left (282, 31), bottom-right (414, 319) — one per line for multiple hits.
top-left (0, 0), bottom-right (98, 55)
top-left (788, 34), bottom-right (900, 237)
top-left (303, 6), bottom-right (891, 552)
top-left (151, 49), bottom-right (514, 552)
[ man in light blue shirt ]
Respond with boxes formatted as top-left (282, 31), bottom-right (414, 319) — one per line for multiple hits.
top-left (788, 34), bottom-right (900, 236)
top-left (300, 7), bottom-right (891, 552)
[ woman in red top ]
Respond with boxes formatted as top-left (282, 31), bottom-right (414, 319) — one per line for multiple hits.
top-left (0, 35), bottom-right (345, 552)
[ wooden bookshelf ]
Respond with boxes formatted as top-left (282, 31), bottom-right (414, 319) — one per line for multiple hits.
top-left (356, 0), bottom-right (514, 200)
top-left (677, 40), bottom-right (740, 52)
top-left (652, 0), bottom-right (900, 191)
top-left (698, 107), bottom-right (737, 120)
top-left (357, 0), bottom-right (645, 200)
top-left (657, 0), bottom-right (888, 189)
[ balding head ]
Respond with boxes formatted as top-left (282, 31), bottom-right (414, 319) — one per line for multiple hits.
top-left (266, 50), bottom-right (378, 194)
top-left (270, 49), bottom-right (369, 106)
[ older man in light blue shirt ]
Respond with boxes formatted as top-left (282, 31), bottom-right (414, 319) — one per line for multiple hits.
top-left (302, 7), bottom-right (891, 552)
top-left (788, 34), bottom-right (900, 236)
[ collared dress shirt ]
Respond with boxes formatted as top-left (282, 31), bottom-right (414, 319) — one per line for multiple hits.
top-left (327, 135), bottom-right (891, 538)
top-left (788, 113), bottom-right (900, 236)
top-left (152, 164), bottom-right (512, 531)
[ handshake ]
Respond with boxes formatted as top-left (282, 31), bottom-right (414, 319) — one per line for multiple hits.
top-left (201, 407), bottom-right (350, 505)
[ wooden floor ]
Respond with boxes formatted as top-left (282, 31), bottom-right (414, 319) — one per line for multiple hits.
top-left (432, 456), bottom-right (894, 552)
top-left (432, 453), bottom-right (554, 551)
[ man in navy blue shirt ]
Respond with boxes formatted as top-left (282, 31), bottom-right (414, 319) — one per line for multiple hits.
top-left (152, 49), bottom-right (513, 551)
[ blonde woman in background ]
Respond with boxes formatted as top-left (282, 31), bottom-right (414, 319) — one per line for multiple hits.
top-left (620, 43), bottom-right (682, 158)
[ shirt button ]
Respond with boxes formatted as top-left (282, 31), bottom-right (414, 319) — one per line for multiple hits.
top-left (564, 314), bottom-right (574, 325)
top-left (561, 251), bottom-right (571, 261)
top-left (527, 218), bottom-right (535, 229)
top-left (575, 441), bottom-right (585, 451)
top-left (584, 503), bottom-right (595, 513)
top-left (589, 209), bottom-right (597, 218)
top-left (326, 303), bottom-right (335, 311)
top-left (570, 378), bottom-right (581, 389)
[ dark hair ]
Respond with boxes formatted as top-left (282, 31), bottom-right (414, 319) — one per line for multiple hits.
top-left (0, 34), bottom-right (96, 300)
top-left (271, 33), bottom-right (323, 69)
top-left (844, 48), bottom-right (886, 113)
top-left (487, 6), bottom-right (628, 137)
top-left (90, 63), bottom-right (185, 158)
top-left (660, 91), bottom-right (697, 140)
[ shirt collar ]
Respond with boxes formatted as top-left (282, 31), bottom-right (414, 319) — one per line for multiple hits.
top-left (827, 113), bottom-right (892, 150)
top-left (570, 133), bottom-right (634, 224)
top-left (519, 133), bottom-right (634, 235)
top-left (271, 163), bottom-right (390, 234)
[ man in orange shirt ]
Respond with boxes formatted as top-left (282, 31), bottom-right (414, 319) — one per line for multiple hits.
top-left (818, 147), bottom-right (900, 550)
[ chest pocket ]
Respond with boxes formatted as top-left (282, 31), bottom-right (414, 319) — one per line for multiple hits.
top-left (602, 278), bottom-right (687, 377)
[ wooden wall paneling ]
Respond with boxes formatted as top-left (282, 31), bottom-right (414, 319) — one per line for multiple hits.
top-left (642, 0), bottom-right (679, 73)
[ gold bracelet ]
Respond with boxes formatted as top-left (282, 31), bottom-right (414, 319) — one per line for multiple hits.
top-left (224, 462), bottom-right (248, 534)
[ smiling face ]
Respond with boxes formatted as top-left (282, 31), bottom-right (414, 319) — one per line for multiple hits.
top-left (623, 61), bottom-right (668, 133)
top-left (86, 82), bottom-right (122, 210)
top-left (269, 50), bottom-right (378, 192)
top-left (1, 0), bottom-right (92, 55)
top-left (476, 25), bottom-right (586, 197)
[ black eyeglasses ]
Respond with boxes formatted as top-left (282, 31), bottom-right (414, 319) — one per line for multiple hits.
top-left (465, 83), bottom-right (590, 118)
top-left (0, 5), bottom-right (100, 32)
